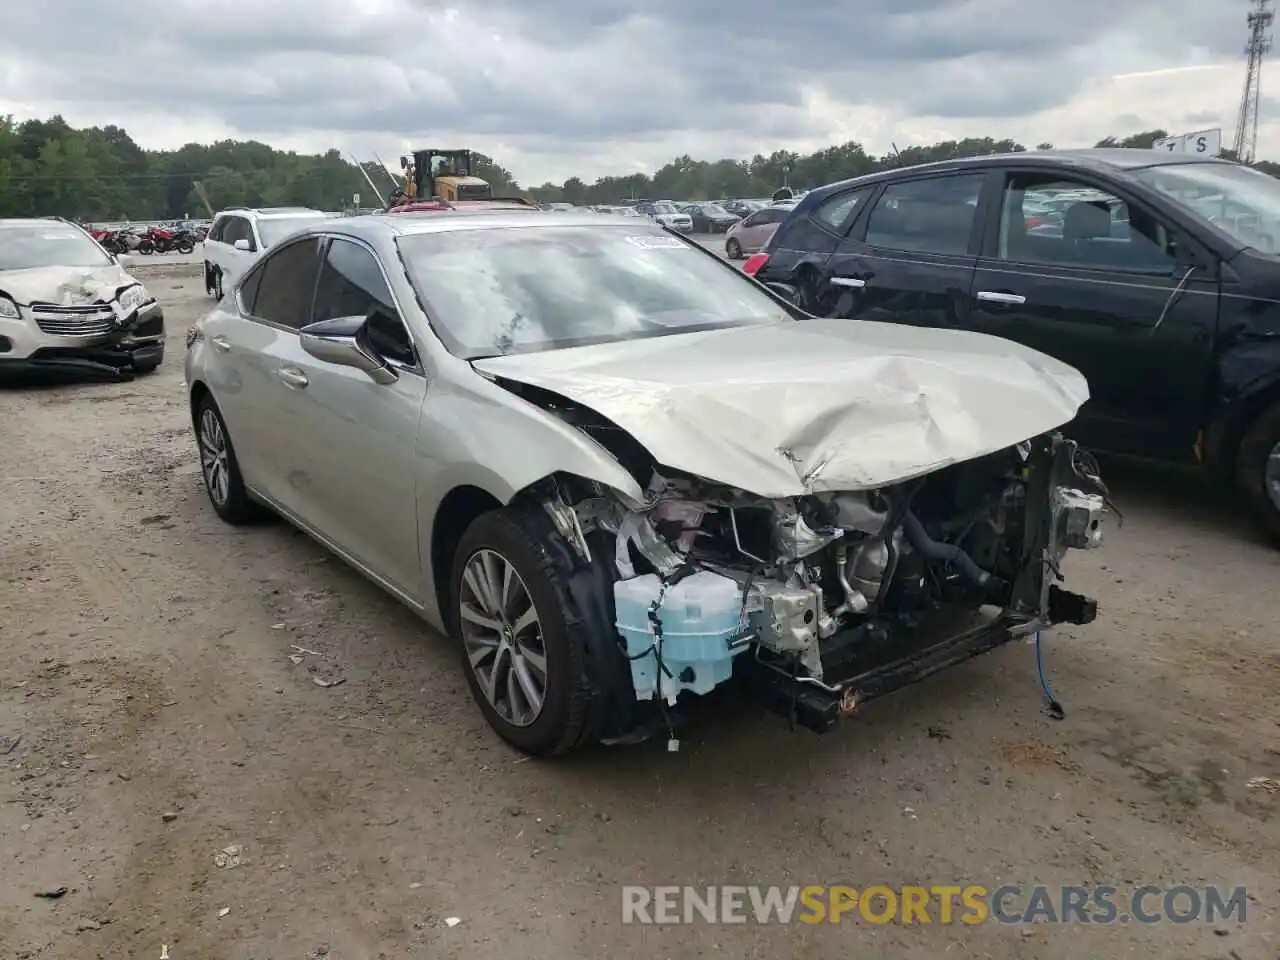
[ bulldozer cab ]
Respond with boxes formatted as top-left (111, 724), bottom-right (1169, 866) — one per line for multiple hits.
top-left (399, 149), bottom-right (492, 202)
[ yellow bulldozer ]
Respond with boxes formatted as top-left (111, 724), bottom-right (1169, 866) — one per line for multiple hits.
top-left (386, 148), bottom-right (536, 212)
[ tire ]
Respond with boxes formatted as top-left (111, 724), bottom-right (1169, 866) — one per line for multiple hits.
top-left (1235, 399), bottom-right (1280, 545)
top-left (177, 241), bottom-right (194, 255)
top-left (213, 269), bottom-right (224, 300)
top-left (194, 394), bottom-right (262, 525)
top-left (451, 509), bottom-right (591, 756)
top-left (726, 238), bottom-right (742, 259)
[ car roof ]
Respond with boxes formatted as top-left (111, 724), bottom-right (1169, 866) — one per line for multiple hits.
top-left (802, 148), bottom-right (1235, 202)
top-left (0, 218), bottom-right (85, 229)
top-left (304, 210), bottom-right (675, 241)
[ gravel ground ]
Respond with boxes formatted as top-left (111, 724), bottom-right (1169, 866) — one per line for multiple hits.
top-left (0, 268), bottom-right (1277, 960)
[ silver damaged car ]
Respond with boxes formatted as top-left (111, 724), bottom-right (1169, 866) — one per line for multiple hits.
top-left (184, 211), bottom-right (1109, 756)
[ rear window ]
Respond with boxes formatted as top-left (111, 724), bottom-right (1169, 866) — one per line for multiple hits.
top-left (397, 225), bottom-right (791, 359)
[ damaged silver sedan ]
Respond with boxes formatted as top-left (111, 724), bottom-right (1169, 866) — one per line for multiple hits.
top-left (184, 211), bottom-right (1108, 756)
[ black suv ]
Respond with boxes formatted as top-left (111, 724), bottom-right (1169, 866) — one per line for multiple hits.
top-left (751, 149), bottom-right (1280, 543)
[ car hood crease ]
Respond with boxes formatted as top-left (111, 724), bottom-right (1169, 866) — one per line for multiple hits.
top-left (473, 318), bottom-right (1090, 498)
top-left (0, 264), bottom-right (133, 305)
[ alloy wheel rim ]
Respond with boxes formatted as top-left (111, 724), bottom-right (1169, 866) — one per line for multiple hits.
top-left (458, 549), bottom-right (548, 727)
top-left (1266, 440), bottom-right (1280, 513)
top-left (198, 408), bottom-right (230, 507)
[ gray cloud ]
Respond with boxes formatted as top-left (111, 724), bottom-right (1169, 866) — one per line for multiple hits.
top-left (0, 0), bottom-right (1249, 182)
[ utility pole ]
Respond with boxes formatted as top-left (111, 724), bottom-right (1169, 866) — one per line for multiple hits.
top-left (1233, 0), bottom-right (1273, 163)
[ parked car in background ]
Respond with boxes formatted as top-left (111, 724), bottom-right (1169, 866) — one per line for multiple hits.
top-left (203, 207), bottom-right (330, 299)
top-left (685, 202), bottom-right (740, 233)
top-left (724, 202), bottom-right (795, 259)
top-left (184, 209), bottom-right (1106, 756)
top-left (636, 200), bottom-right (693, 232)
top-left (0, 218), bottom-right (164, 377)
top-left (750, 149), bottom-right (1280, 543)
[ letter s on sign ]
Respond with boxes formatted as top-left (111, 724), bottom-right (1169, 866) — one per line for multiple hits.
top-left (1196, 136), bottom-right (1207, 153)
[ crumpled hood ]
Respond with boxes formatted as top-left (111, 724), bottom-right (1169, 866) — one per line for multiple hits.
top-left (474, 318), bottom-right (1090, 498)
top-left (0, 264), bottom-right (134, 306)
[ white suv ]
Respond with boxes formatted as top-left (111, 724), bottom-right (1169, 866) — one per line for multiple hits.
top-left (202, 207), bottom-right (331, 298)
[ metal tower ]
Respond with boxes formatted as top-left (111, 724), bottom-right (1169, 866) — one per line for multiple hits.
top-left (1233, 0), bottom-right (1273, 163)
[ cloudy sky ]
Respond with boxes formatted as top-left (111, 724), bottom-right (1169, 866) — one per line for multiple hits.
top-left (0, 0), bottom-right (1268, 185)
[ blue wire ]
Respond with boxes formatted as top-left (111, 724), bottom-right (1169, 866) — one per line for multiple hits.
top-left (1034, 630), bottom-right (1065, 718)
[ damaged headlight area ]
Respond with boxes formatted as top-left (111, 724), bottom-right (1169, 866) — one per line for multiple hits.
top-left (538, 432), bottom-right (1107, 736)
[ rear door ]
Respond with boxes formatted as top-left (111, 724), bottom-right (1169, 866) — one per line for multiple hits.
top-left (967, 169), bottom-right (1219, 460)
top-left (230, 237), bottom-right (325, 513)
top-left (760, 186), bottom-right (876, 310)
top-left (818, 172), bottom-right (987, 328)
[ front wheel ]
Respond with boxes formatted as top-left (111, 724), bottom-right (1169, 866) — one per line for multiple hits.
top-left (725, 238), bottom-right (742, 259)
top-left (1237, 400), bottom-right (1280, 545)
top-left (451, 510), bottom-right (591, 756)
top-left (177, 241), bottom-right (194, 254)
top-left (213, 268), bottom-right (224, 300)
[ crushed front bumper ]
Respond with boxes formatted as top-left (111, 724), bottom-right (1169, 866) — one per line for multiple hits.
top-left (0, 301), bottom-right (165, 379)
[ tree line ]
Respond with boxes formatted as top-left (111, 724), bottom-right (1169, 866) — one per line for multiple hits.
top-left (0, 115), bottom-right (1274, 221)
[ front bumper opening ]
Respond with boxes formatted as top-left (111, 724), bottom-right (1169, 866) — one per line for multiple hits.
top-left (736, 588), bottom-right (1096, 734)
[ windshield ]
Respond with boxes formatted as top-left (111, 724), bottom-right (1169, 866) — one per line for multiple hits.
top-left (701, 203), bottom-right (731, 217)
top-left (397, 225), bottom-right (791, 359)
top-left (257, 216), bottom-right (326, 248)
top-left (1132, 161), bottom-right (1280, 251)
top-left (651, 202), bottom-right (680, 214)
top-left (0, 224), bottom-right (112, 271)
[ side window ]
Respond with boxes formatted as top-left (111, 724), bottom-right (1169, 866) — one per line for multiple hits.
top-left (237, 260), bottom-right (265, 313)
top-left (313, 238), bottom-right (415, 366)
top-left (811, 188), bottom-right (871, 233)
top-left (250, 238), bottom-right (323, 329)
top-left (208, 217), bottom-right (226, 243)
top-left (998, 175), bottom-right (1174, 272)
top-left (741, 212), bottom-right (763, 228)
top-left (864, 174), bottom-right (985, 256)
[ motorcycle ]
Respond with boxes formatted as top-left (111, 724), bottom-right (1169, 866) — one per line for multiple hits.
top-left (145, 226), bottom-right (195, 255)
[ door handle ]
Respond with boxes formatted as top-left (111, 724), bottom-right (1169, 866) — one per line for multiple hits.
top-left (210, 335), bottom-right (231, 352)
top-left (277, 367), bottom-right (309, 389)
top-left (976, 291), bottom-right (1026, 305)
top-left (830, 277), bottom-right (866, 288)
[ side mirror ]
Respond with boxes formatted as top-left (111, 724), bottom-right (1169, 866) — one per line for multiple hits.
top-left (233, 239), bottom-right (251, 252)
top-left (764, 282), bottom-right (800, 306)
top-left (300, 315), bottom-right (398, 385)
top-left (117, 253), bottom-right (136, 269)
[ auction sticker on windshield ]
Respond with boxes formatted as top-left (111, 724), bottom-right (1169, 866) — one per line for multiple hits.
top-left (624, 235), bottom-right (687, 249)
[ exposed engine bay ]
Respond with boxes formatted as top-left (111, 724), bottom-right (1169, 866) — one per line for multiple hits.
top-left (536, 428), bottom-right (1108, 730)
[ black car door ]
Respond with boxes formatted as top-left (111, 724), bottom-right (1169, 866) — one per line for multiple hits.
top-left (819, 172), bottom-right (987, 328)
top-left (757, 186), bottom-right (873, 305)
top-left (967, 168), bottom-right (1220, 462)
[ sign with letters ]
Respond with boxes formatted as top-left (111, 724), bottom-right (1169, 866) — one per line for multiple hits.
top-left (1152, 129), bottom-right (1222, 156)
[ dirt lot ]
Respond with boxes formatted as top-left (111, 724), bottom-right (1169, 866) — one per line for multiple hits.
top-left (1, 269), bottom-right (1278, 960)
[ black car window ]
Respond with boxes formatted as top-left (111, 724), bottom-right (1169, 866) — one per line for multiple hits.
top-left (864, 174), bottom-right (984, 256)
top-left (237, 260), bottom-right (266, 313)
top-left (997, 175), bottom-right (1175, 273)
top-left (251, 237), bottom-right (323, 329)
top-left (811, 188), bottom-right (871, 233)
top-left (312, 238), bottom-right (416, 366)
top-left (208, 216), bottom-right (226, 243)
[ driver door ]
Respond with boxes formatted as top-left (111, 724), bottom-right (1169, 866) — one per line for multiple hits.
top-left (275, 236), bottom-right (427, 597)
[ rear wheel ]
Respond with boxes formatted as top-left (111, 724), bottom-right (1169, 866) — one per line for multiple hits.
top-left (1235, 399), bottom-right (1280, 545)
top-left (725, 238), bottom-right (742, 259)
top-left (194, 394), bottom-right (262, 525)
top-left (451, 509), bottom-right (591, 756)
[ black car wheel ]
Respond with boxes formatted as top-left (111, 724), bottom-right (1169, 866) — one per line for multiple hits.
top-left (213, 269), bottom-right (224, 300)
top-left (194, 394), bottom-right (263, 525)
top-left (1236, 399), bottom-right (1280, 545)
top-left (726, 238), bottom-right (743, 259)
top-left (451, 509), bottom-right (591, 757)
